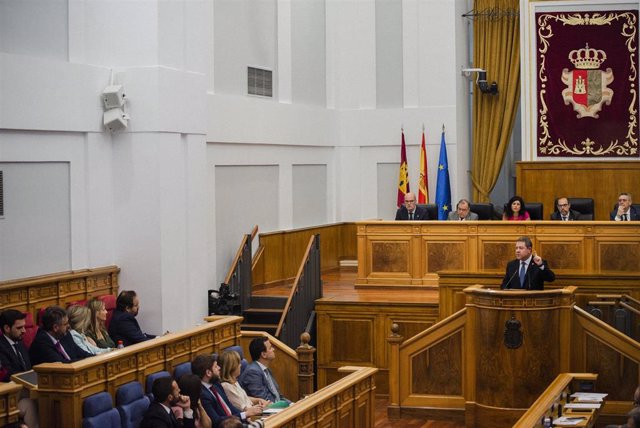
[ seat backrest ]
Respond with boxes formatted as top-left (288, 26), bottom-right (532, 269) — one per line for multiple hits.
top-left (98, 295), bottom-right (117, 329)
top-left (173, 362), bottom-right (192, 380)
top-left (116, 381), bottom-right (150, 428)
top-left (566, 197), bottom-right (594, 219)
top-left (83, 391), bottom-right (121, 428)
top-left (417, 204), bottom-right (438, 220)
top-left (223, 345), bottom-right (248, 375)
top-left (36, 307), bottom-right (47, 327)
top-left (22, 312), bottom-right (38, 350)
top-left (468, 203), bottom-right (494, 220)
top-left (67, 300), bottom-right (88, 308)
top-left (526, 202), bottom-right (543, 220)
top-left (145, 371), bottom-right (172, 400)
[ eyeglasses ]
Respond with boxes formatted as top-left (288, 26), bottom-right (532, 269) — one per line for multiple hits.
top-left (405, 200), bottom-right (416, 203)
top-left (619, 198), bottom-right (630, 202)
top-left (557, 203), bottom-right (569, 207)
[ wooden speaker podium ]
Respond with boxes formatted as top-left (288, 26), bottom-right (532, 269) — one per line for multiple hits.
top-left (463, 285), bottom-right (576, 427)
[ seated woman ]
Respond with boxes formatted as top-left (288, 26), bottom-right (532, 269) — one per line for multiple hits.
top-left (503, 196), bottom-right (530, 221)
top-left (178, 373), bottom-right (212, 428)
top-left (218, 350), bottom-right (270, 411)
top-left (86, 298), bottom-right (116, 349)
top-left (67, 305), bottom-right (112, 355)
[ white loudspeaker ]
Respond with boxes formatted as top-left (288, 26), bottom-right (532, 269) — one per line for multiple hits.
top-left (102, 85), bottom-right (126, 109)
top-left (103, 108), bottom-right (128, 132)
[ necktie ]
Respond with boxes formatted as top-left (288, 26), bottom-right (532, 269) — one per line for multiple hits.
top-left (13, 344), bottom-right (26, 371)
top-left (562, 216), bottom-right (567, 221)
top-left (211, 386), bottom-right (232, 416)
top-left (409, 212), bottom-right (413, 220)
top-left (264, 369), bottom-right (280, 401)
top-left (519, 261), bottom-right (526, 288)
top-left (622, 213), bottom-right (628, 221)
top-left (54, 341), bottom-right (71, 361)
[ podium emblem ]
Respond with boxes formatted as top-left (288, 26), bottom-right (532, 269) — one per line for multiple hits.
top-left (504, 317), bottom-right (523, 349)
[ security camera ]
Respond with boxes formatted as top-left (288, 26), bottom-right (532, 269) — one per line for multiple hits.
top-left (461, 68), bottom-right (498, 95)
top-left (103, 107), bottom-right (129, 132)
top-left (102, 85), bottom-right (126, 109)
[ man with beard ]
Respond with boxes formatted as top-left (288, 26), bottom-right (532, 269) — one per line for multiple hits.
top-left (29, 306), bottom-right (92, 364)
top-left (108, 290), bottom-right (156, 346)
top-left (141, 376), bottom-right (194, 428)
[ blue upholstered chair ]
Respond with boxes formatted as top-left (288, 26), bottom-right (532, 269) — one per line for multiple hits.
top-left (82, 392), bottom-right (121, 428)
top-left (145, 370), bottom-right (172, 401)
top-left (116, 381), bottom-right (150, 428)
top-left (224, 345), bottom-right (248, 374)
top-left (173, 362), bottom-right (192, 381)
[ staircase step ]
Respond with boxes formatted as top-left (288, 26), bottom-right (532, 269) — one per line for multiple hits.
top-left (243, 308), bottom-right (282, 325)
top-left (250, 296), bottom-right (287, 309)
top-left (241, 323), bottom-right (278, 334)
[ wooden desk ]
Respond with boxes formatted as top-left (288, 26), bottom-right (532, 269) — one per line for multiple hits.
top-left (356, 221), bottom-right (640, 287)
top-left (34, 316), bottom-right (242, 428)
top-left (0, 381), bottom-right (22, 426)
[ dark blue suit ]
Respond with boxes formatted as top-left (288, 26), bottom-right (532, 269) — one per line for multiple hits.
top-left (29, 329), bottom-right (92, 365)
top-left (200, 382), bottom-right (243, 427)
top-left (238, 362), bottom-right (286, 403)
top-left (610, 206), bottom-right (639, 221)
top-left (108, 309), bottom-right (155, 347)
top-left (140, 401), bottom-right (194, 428)
top-left (395, 205), bottom-right (429, 221)
top-left (500, 259), bottom-right (555, 291)
top-left (0, 335), bottom-right (31, 381)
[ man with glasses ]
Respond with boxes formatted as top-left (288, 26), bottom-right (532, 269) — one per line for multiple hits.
top-left (448, 199), bottom-right (478, 221)
top-left (550, 197), bottom-right (581, 221)
top-left (611, 193), bottom-right (638, 221)
top-left (395, 192), bottom-right (429, 221)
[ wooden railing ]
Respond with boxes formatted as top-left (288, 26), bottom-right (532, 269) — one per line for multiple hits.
top-left (34, 316), bottom-right (242, 428)
top-left (275, 234), bottom-right (322, 350)
top-left (263, 366), bottom-right (377, 428)
top-left (221, 225), bottom-right (258, 313)
top-left (513, 373), bottom-right (599, 428)
top-left (0, 266), bottom-right (120, 319)
top-left (587, 293), bottom-right (640, 340)
top-left (0, 381), bottom-right (22, 426)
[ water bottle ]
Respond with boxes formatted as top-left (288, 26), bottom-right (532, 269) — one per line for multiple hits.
top-left (116, 340), bottom-right (124, 349)
top-left (543, 416), bottom-right (552, 428)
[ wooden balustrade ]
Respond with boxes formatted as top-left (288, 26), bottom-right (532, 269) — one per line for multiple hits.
top-left (263, 366), bottom-right (377, 428)
top-left (33, 316), bottom-right (242, 428)
top-left (0, 266), bottom-right (120, 320)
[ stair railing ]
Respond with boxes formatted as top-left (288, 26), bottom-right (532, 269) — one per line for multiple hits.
top-left (587, 293), bottom-right (640, 340)
top-left (221, 225), bottom-right (259, 313)
top-left (275, 233), bottom-right (322, 349)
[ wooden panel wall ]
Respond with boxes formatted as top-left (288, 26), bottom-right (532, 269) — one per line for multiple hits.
top-left (316, 300), bottom-right (439, 396)
top-left (253, 223), bottom-right (356, 286)
top-left (0, 266), bottom-right (120, 320)
top-left (357, 221), bottom-right (640, 287)
top-left (516, 161), bottom-right (640, 221)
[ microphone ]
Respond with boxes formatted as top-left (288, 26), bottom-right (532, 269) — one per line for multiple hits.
top-left (502, 262), bottom-right (521, 289)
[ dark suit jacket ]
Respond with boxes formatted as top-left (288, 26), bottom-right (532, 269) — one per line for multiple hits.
top-left (500, 258), bottom-right (556, 291)
top-left (200, 382), bottom-right (243, 427)
top-left (108, 309), bottom-right (155, 347)
top-left (550, 210), bottom-right (582, 221)
top-left (239, 361), bottom-right (285, 403)
top-left (395, 205), bottom-right (429, 221)
top-left (140, 401), bottom-right (194, 428)
top-left (29, 329), bottom-right (92, 365)
top-left (0, 335), bottom-right (31, 381)
top-left (610, 206), bottom-right (639, 221)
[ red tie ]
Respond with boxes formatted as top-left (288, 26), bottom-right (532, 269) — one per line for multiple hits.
top-left (211, 386), bottom-right (231, 416)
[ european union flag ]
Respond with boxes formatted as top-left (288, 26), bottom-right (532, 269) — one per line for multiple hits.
top-left (435, 129), bottom-right (451, 220)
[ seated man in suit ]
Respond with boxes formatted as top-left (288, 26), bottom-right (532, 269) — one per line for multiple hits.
top-left (29, 306), bottom-right (92, 365)
top-left (192, 354), bottom-right (262, 427)
top-left (611, 192), bottom-right (638, 221)
top-left (501, 236), bottom-right (555, 291)
top-left (395, 192), bottom-right (429, 220)
top-left (550, 197), bottom-right (581, 221)
top-left (141, 376), bottom-right (194, 428)
top-left (448, 199), bottom-right (478, 221)
top-left (239, 337), bottom-right (290, 404)
top-left (0, 310), bottom-right (39, 428)
top-left (108, 290), bottom-right (155, 346)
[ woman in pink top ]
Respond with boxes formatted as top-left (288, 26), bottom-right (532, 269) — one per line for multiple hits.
top-left (503, 196), bottom-right (530, 221)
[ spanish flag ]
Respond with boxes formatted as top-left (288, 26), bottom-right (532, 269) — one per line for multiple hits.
top-left (397, 130), bottom-right (410, 208)
top-left (418, 129), bottom-right (429, 204)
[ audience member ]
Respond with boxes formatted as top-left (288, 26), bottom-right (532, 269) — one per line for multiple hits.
top-left (0, 310), bottom-right (39, 428)
top-left (395, 192), bottom-right (429, 220)
top-left (611, 193), bottom-right (638, 221)
top-left (67, 305), bottom-right (112, 355)
top-left (141, 376), bottom-right (194, 428)
top-left (29, 306), bottom-right (92, 365)
top-left (500, 236), bottom-right (555, 290)
top-left (178, 374), bottom-right (213, 428)
top-left (108, 290), bottom-right (155, 346)
top-left (239, 337), bottom-right (290, 404)
top-left (192, 354), bottom-right (262, 427)
top-left (628, 407), bottom-right (640, 428)
top-left (502, 196), bottom-right (530, 221)
top-left (219, 350), bottom-right (269, 412)
top-left (85, 298), bottom-right (116, 349)
top-left (550, 197), bottom-right (581, 221)
top-left (448, 199), bottom-right (478, 221)
top-left (219, 417), bottom-right (244, 428)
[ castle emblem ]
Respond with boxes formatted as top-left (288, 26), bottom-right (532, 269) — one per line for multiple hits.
top-left (561, 43), bottom-right (614, 119)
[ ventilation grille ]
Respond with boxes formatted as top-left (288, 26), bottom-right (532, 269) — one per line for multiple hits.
top-left (248, 67), bottom-right (273, 97)
top-left (0, 170), bottom-right (3, 217)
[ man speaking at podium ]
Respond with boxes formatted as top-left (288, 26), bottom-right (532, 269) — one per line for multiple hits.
top-left (501, 236), bottom-right (555, 290)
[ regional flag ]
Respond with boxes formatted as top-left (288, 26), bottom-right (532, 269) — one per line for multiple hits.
top-left (435, 128), bottom-right (451, 220)
top-left (396, 130), bottom-right (410, 208)
top-left (418, 130), bottom-right (429, 204)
